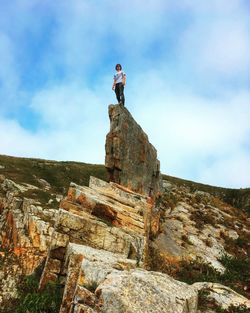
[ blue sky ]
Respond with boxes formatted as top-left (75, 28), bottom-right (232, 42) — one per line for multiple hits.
top-left (0, 0), bottom-right (250, 188)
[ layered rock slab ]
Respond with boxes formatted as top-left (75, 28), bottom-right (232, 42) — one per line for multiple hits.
top-left (59, 243), bottom-right (198, 313)
top-left (0, 184), bottom-right (56, 274)
top-left (0, 178), bottom-right (58, 308)
top-left (40, 177), bottom-right (154, 288)
top-left (105, 104), bottom-right (162, 196)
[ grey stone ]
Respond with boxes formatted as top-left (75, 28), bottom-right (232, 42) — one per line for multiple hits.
top-left (105, 104), bottom-right (162, 197)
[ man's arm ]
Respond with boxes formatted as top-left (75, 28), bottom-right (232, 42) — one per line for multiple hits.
top-left (112, 78), bottom-right (116, 90)
top-left (122, 74), bottom-right (126, 86)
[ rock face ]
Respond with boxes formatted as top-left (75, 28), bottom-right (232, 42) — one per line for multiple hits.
top-left (151, 180), bottom-right (250, 275)
top-left (194, 282), bottom-right (250, 311)
top-left (48, 243), bottom-right (198, 313)
top-left (105, 104), bottom-right (162, 197)
top-left (1, 110), bottom-right (250, 313)
top-left (97, 269), bottom-right (198, 313)
top-left (0, 177), bottom-right (58, 307)
top-left (39, 176), bottom-right (155, 289)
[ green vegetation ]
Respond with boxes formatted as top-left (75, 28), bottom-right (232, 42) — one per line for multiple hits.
top-left (0, 154), bottom-right (107, 206)
top-left (215, 304), bottom-right (250, 313)
top-left (83, 280), bottom-right (99, 293)
top-left (176, 259), bottom-right (220, 285)
top-left (0, 154), bottom-right (249, 213)
top-left (148, 246), bottom-right (249, 298)
top-left (220, 231), bottom-right (250, 260)
top-left (1, 154), bottom-right (249, 310)
top-left (3, 273), bottom-right (63, 313)
top-left (190, 209), bottom-right (217, 229)
top-left (156, 191), bottom-right (180, 210)
top-left (198, 288), bottom-right (250, 313)
top-left (162, 173), bottom-right (250, 215)
top-left (236, 236), bottom-right (249, 250)
top-left (177, 256), bottom-right (250, 311)
top-left (176, 255), bottom-right (250, 298)
top-left (220, 255), bottom-right (250, 292)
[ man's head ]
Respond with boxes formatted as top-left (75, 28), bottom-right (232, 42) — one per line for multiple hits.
top-left (115, 64), bottom-right (122, 71)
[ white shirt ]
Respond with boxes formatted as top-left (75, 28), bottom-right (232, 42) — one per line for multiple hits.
top-left (114, 70), bottom-right (126, 84)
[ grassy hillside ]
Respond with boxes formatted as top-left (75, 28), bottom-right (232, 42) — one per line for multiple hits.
top-left (0, 154), bottom-right (249, 214)
top-left (0, 154), bottom-right (107, 206)
top-left (162, 174), bottom-right (250, 215)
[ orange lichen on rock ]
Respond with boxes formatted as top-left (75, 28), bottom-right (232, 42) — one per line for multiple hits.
top-left (5, 211), bottom-right (19, 248)
top-left (28, 220), bottom-right (41, 248)
top-left (67, 186), bottom-right (76, 201)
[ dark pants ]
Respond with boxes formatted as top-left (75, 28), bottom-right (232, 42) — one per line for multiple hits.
top-left (115, 82), bottom-right (125, 106)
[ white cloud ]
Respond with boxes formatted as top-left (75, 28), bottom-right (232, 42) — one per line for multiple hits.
top-left (129, 74), bottom-right (250, 187)
top-left (0, 0), bottom-right (250, 188)
top-left (0, 118), bottom-right (46, 157)
top-left (177, 0), bottom-right (250, 79)
top-left (1, 70), bottom-right (250, 188)
top-left (199, 152), bottom-right (250, 188)
top-left (178, 0), bottom-right (247, 14)
top-left (0, 113), bottom-right (107, 164)
top-left (28, 81), bottom-right (111, 162)
top-left (0, 32), bottom-right (20, 111)
top-left (0, 75), bottom-right (115, 163)
top-left (181, 20), bottom-right (250, 76)
top-left (40, 0), bottom-right (173, 76)
top-left (30, 83), bottom-right (104, 128)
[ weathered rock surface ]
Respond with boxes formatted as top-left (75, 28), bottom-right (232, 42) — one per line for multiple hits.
top-left (105, 104), bottom-right (162, 196)
top-left (0, 191), bottom-right (56, 274)
top-left (151, 180), bottom-right (250, 274)
top-left (0, 251), bottom-right (21, 307)
top-left (39, 176), bottom-right (154, 289)
top-left (0, 177), bottom-right (59, 309)
top-left (97, 269), bottom-right (198, 313)
top-left (194, 282), bottom-right (250, 310)
top-left (1, 144), bottom-right (250, 312)
top-left (59, 243), bottom-right (137, 313)
top-left (58, 243), bottom-right (198, 313)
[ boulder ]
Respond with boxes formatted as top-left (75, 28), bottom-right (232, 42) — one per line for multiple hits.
top-left (39, 177), bottom-right (152, 289)
top-left (59, 243), bottom-right (198, 313)
top-left (59, 243), bottom-right (137, 313)
top-left (97, 269), bottom-right (198, 313)
top-left (194, 282), bottom-right (250, 310)
top-left (105, 104), bottom-right (162, 197)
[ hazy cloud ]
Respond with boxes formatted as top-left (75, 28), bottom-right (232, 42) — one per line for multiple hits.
top-left (179, 17), bottom-right (250, 78)
top-left (0, 0), bottom-right (249, 188)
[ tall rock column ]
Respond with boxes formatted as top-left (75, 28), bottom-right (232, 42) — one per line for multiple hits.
top-left (105, 104), bottom-right (162, 197)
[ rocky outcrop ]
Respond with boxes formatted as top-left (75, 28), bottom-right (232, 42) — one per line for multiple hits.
top-left (0, 177), bottom-right (59, 308)
top-left (1, 157), bottom-right (250, 312)
top-left (0, 191), bottom-right (56, 274)
top-left (151, 180), bottom-right (250, 274)
top-left (96, 269), bottom-right (197, 313)
top-left (194, 282), bottom-right (250, 311)
top-left (56, 243), bottom-right (250, 313)
top-left (105, 104), bottom-right (162, 197)
top-left (59, 243), bottom-right (137, 313)
top-left (54, 243), bottom-right (198, 313)
top-left (39, 176), bottom-right (155, 289)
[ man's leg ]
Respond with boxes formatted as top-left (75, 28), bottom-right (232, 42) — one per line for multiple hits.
top-left (115, 84), bottom-right (120, 103)
top-left (118, 83), bottom-right (125, 106)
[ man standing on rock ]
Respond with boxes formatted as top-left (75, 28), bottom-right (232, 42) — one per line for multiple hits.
top-left (112, 64), bottom-right (126, 106)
